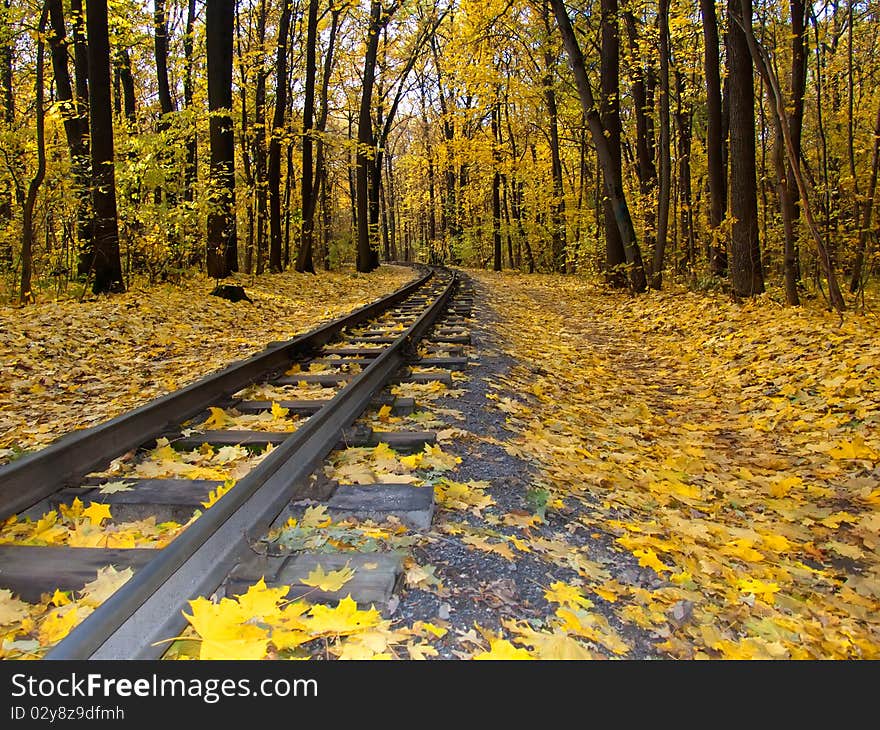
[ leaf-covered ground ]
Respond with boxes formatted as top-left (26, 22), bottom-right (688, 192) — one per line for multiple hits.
top-left (2, 268), bottom-right (879, 660)
top-left (462, 271), bottom-right (880, 658)
top-left (0, 266), bottom-right (415, 463)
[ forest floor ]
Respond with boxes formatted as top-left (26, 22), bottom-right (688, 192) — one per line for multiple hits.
top-left (0, 265), bottom-right (416, 464)
top-left (1, 267), bottom-right (879, 659)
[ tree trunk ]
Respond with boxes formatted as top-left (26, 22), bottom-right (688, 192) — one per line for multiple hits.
top-left (20, 6), bottom-right (48, 304)
top-left (600, 0), bottom-right (626, 285)
top-left (727, 0), bottom-right (764, 297)
top-left (699, 0), bottom-right (727, 274)
top-left (297, 0), bottom-right (318, 273)
top-left (623, 11), bottom-right (657, 275)
top-left (47, 0), bottom-right (92, 272)
top-left (849, 99), bottom-right (880, 293)
top-left (268, 0), bottom-right (290, 272)
top-left (542, 0), bottom-right (567, 273)
top-left (653, 0), bottom-right (672, 289)
top-left (551, 0), bottom-right (646, 292)
top-left (153, 0), bottom-right (175, 206)
top-left (86, 0), bottom-right (124, 294)
top-left (675, 70), bottom-right (695, 274)
top-left (253, 0), bottom-right (267, 275)
top-left (786, 0), bottom-right (807, 283)
top-left (183, 0), bottom-right (197, 204)
top-left (206, 0), bottom-right (237, 278)
top-left (492, 99), bottom-right (502, 271)
top-left (356, 1), bottom-right (389, 272)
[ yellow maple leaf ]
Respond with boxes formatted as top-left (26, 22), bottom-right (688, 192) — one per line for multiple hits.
top-left (234, 578), bottom-right (289, 621)
top-left (201, 480), bottom-right (234, 509)
top-left (377, 404), bottom-right (393, 421)
top-left (201, 407), bottom-right (235, 430)
top-left (828, 434), bottom-right (877, 460)
top-left (632, 548), bottom-right (672, 573)
top-left (271, 401), bottom-right (289, 419)
top-left (544, 581), bottom-right (594, 610)
top-left (306, 595), bottom-right (381, 636)
top-left (59, 498), bottom-right (84, 521)
top-left (81, 502), bottom-right (112, 526)
top-left (301, 564), bottom-right (356, 592)
top-left (736, 577), bottom-right (780, 604)
top-left (399, 452), bottom-right (424, 470)
top-left (50, 589), bottom-right (71, 607)
top-left (38, 606), bottom-right (82, 645)
top-left (473, 637), bottom-right (534, 660)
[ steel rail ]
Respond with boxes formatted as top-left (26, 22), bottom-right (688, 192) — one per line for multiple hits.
top-left (46, 270), bottom-right (458, 659)
top-left (0, 268), bottom-right (432, 521)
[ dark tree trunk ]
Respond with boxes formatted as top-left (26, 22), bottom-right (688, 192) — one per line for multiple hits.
top-left (47, 0), bottom-right (92, 270)
top-left (183, 0), bottom-right (197, 204)
top-left (623, 11), bottom-right (657, 271)
top-left (551, 0), bottom-right (646, 291)
top-left (786, 0), bottom-right (807, 283)
top-left (206, 0), bottom-right (237, 278)
top-left (154, 0), bottom-right (173, 117)
top-left (850, 99), bottom-right (880, 293)
top-left (86, 0), bottom-right (124, 294)
top-left (542, 1), bottom-right (567, 272)
top-left (296, 0), bottom-right (318, 273)
top-left (652, 0), bottom-right (671, 289)
top-left (356, 1), bottom-right (388, 272)
top-left (115, 47), bottom-right (135, 125)
top-left (153, 0), bottom-right (176, 206)
top-left (0, 0), bottom-right (13, 225)
top-left (253, 0), bottom-right (267, 274)
top-left (20, 6), bottom-right (48, 304)
top-left (700, 0), bottom-right (727, 274)
top-left (727, 0), bottom-right (763, 296)
top-left (600, 0), bottom-right (626, 285)
top-left (675, 70), bottom-right (695, 273)
top-left (268, 0), bottom-right (291, 273)
top-left (492, 100), bottom-right (502, 271)
top-left (311, 3), bottom-right (341, 269)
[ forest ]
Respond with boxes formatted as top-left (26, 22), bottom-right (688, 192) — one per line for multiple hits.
top-left (0, 0), bottom-right (877, 309)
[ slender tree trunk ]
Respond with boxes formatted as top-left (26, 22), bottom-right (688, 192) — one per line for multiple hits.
top-left (206, 0), bottom-right (237, 278)
top-left (268, 1), bottom-right (291, 272)
top-left (600, 0), bottom-right (626, 286)
top-left (20, 6), bottom-right (49, 304)
top-left (492, 99), bottom-right (502, 271)
top-left (297, 0), bottom-right (318, 273)
top-left (737, 0), bottom-right (843, 310)
top-left (675, 70), bottom-right (695, 273)
top-left (542, 1), bottom-right (567, 272)
top-left (699, 0), bottom-right (727, 274)
top-left (183, 0), bottom-right (197, 205)
top-left (653, 0), bottom-right (672, 289)
top-left (784, 0), bottom-right (807, 284)
top-left (0, 0), bottom-right (13, 226)
top-left (153, 0), bottom-right (176, 206)
top-left (727, 0), bottom-right (763, 297)
top-left (551, 0), bottom-right (646, 291)
top-left (252, 0), bottom-right (267, 274)
top-left (47, 0), bottom-right (92, 271)
top-left (850, 99), bottom-right (880, 293)
top-left (623, 11), bottom-right (656, 273)
top-left (84, 0), bottom-right (124, 294)
top-left (356, 1), bottom-right (389, 272)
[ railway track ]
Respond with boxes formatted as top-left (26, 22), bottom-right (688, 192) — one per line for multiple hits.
top-left (0, 265), bottom-right (475, 659)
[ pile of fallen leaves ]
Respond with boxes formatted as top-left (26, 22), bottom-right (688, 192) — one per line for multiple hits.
top-left (470, 271), bottom-right (880, 659)
top-left (0, 265), bottom-right (415, 462)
